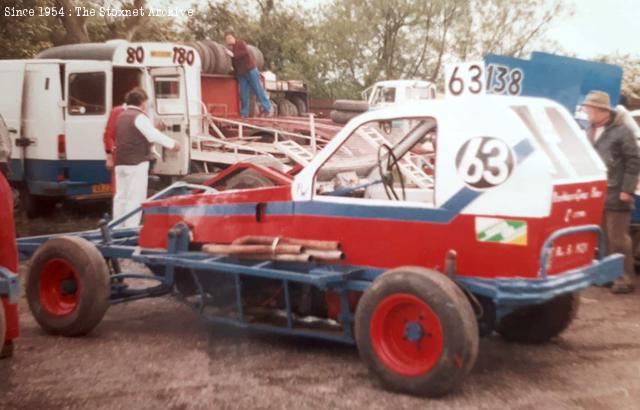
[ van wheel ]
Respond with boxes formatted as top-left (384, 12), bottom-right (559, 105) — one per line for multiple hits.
top-left (497, 293), bottom-right (579, 344)
top-left (355, 267), bottom-right (479, 397)
top-left (20, 189), bottom-right (55, 218)
top-left (27, 236), bottom-right (111, 336)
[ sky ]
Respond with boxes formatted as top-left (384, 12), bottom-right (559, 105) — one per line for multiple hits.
top-left (150, 0), bottom-right (640, 59)
top-left (542, 0), bottom-right (640, 58)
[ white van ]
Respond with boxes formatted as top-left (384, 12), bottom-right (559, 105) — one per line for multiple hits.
top-left (0, 41), bottom-right (202, 215)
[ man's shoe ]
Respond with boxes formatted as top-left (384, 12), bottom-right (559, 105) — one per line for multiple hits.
top-left (611, 282), bottom-right (634, 294)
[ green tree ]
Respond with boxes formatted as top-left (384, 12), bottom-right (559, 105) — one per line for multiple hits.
top-left (313, 0), bottom-right (569, 98)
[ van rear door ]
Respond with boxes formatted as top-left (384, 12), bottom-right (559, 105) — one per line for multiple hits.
top-left (147, 66), bottom-right (189, 176)
top-left (64, 61), bottom-right (112, 196)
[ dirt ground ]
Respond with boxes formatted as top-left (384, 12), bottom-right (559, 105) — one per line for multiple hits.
top-left (2, 206), bottom-right (640, 410)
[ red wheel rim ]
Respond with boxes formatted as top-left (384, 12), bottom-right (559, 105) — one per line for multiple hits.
top-left (39, 258), bottom-right (80, 316)
top-left (370, 293), bottom-right (443, 377)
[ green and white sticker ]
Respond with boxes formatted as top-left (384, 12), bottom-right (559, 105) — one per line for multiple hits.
top-left (475, 217), bottom-right (527, 246)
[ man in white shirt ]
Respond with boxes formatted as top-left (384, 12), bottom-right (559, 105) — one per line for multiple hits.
top-left (113, 88), bottom-right (180, 228)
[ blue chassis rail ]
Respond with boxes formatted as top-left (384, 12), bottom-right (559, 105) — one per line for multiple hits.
top-left (0, 267), bottom-right (20, 304)
top-left (16, 185), bottom-right (624, 344)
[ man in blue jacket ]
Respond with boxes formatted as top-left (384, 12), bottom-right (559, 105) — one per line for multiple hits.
top-left (224, 30), bottom-right (272, 117)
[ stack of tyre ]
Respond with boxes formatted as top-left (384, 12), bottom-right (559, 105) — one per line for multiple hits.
top-left (330, 99), bottom-right (369, 124)
top-left (187, 40), bottom-right (264, 75)
top-left (274, 96), bottom-right (307, 117)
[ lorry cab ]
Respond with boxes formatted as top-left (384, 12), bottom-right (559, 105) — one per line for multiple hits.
top-left (0, 41), bottom-right (202, 215)
top-left (363, 80), bottom-right (437, 110)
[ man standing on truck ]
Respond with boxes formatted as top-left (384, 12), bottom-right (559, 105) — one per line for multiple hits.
top-left (582, 90), bottom-right (640, 294)
top-left (223, 30), bottom-right (273, 117)
top-left (113, 88), bottom-right (180, 228)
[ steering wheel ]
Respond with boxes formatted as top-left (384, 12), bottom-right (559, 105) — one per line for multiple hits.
top-left (377, 144), bottom-right (405, 200)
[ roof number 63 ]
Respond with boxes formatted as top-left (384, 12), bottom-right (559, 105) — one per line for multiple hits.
top-left (456, 137), bottom-right (514, 189)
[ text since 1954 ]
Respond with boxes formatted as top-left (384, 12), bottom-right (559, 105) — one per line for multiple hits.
top-left (4, 6), bottom-right (195, 17)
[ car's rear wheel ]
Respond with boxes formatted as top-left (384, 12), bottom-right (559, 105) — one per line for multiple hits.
top-left (355, 267), bottom-right (478, 397)
top-left (0, 302), bottom-right (5, 351)
top-left (27, 236), bottom-right (111, 336)
top-left (497, 292), bottom-right (579, 344)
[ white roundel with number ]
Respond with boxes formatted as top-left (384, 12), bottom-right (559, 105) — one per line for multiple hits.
top-left (455, 137), bottom-right (514, 189)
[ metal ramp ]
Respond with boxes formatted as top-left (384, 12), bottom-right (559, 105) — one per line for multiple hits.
top-left (275, 139), bottom-right (315, 166)
top-left (358, 127), bottom-right (434, 188)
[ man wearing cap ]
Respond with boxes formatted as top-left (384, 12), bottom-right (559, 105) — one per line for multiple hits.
top-left (582, 90), bottom-right (640, 294)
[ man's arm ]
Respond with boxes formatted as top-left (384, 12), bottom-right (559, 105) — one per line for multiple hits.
top-left (620, 128), bottom-right (640, 195)
top-left (233, 40), bottom-right (250, 58)
top-left (103, 106), bottom-right (123, 153)
top-left (134, 114), bottom-right (178, 150)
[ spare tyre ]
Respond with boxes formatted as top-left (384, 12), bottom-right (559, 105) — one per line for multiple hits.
top-left (195, 41), bottom-right (213, 74)
top-left (333, 99), bottom-right (369, 113)
top-left (277, 99), bottom-right (298, 117)
top-left (330, 110), bottom-right (360, 125)
top-left (214, 42), bottom-right (233, 74)
top-left (289, 96), bottom-right (308, 116)
top-left (202, 40), bottom-right (220, 74)
top-left (247, 45), bottom-right (264, 70)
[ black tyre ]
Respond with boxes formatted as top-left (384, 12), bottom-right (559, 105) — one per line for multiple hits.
top-left (330, 110), bottom-right (359, 125)
top-left (213, 42), bottom-right (233, 74)
top-left (496, 293), bottom-right (579, 344)
top-left (355, 267), bottom-right (479, 397)
top-left (333, 99), bottom-right (369, 112)
top-left (20, 187), bottom-right (55, 218)
top-left (0, 302), bottom-right (5, 350)
top-left (197, 41), bottom-right (214, 74)
top-left (202, 40), bottom-right (224, 74)
top-left (191, 42), bottom-right (208, 73)
top-left (631, 226), bottom-right (640, 272)
top-left (289, 96), bottom-right (308, 116)
top-left (0, 340), bottom-right (13, 359)
top-left (181, 173), bottom-right (215, 185)
top-left (225, 169), bottom-right (275, 190)
top-left (27, 236), bottom-right (111, 336)
top-left (277, 99), bottom-right (298, 117)
top-left (247, 45), bottom-right (264, 70)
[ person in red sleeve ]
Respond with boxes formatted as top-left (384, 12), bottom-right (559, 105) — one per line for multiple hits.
top-left (104, 104), bottom-right (127, 194)
top-left (224, 30), bottom-right (273, 118)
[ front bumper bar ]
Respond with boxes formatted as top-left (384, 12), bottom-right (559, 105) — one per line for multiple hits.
top-left (0, 267), bottom-right (20, 304)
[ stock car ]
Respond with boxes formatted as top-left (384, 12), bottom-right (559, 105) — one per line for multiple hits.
top-left (18, 95), bottom-right (622, 396)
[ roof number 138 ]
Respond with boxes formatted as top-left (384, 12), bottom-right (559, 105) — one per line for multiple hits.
top-left (486, 64), bottom-right (523, 96)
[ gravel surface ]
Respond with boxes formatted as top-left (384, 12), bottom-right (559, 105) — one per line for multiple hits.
top-left (3, 206), bottom-right (640, 409)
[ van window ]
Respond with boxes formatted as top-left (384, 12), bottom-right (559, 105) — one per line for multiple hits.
top-left (154, 77), bottom-right (183, 115)
top-left (68, 72), bottom-right (106, 115)
top-left (371, 87), bottom-right (396, 105)
top-left (406, 86), bottom-right (432, 101)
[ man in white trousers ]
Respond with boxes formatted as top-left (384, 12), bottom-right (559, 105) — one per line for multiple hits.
top-left (113, 88), bottom-right (180, 228)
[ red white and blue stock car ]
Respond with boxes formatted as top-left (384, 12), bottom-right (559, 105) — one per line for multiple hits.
top-left (18, 95), bottom-right (622, 396)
